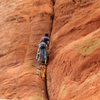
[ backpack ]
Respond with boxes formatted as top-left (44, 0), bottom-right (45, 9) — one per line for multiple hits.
top-left (39, 42), bottom-right (46, 49)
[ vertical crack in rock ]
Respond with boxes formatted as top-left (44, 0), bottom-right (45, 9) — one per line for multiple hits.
top-left (44, 1), bottom-right (55, 100)
top-left (24, 0), bottom-right (55, 100)
top-left (0, 0), bottom-right (100, 99)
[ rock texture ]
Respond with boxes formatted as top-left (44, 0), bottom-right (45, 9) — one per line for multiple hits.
top-left (48, 0), bottom-right (100, 100)
top-left (0, 0), bottom-right (53, 100)
top-left (0, 0), bottom-right (100, 100)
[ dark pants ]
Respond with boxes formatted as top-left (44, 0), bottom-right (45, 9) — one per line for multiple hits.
top-left (40, 48), bottom-right (47, 63)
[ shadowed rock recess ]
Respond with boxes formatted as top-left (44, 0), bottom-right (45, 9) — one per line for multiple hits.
top-left (0, 0), bottom-right (100, 100)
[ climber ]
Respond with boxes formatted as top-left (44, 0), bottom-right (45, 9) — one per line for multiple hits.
top-left (40, 33), bottom-right (50, 48)
top-left (36, 33), bottom-right (50, 66)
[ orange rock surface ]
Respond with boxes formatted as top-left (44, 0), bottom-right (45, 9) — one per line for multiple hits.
top-left (48, 0), bottom-right (100, 100)
top-left (0, 0), bottom-right (100, 100)
top-left (0, 0), bottom-right (53, 100)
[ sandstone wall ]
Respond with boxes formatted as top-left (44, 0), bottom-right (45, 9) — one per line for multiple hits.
top-left (0, 0), bottom-right (100, 100)
top-left (0, 0), bottom-right (53, 99)
top-left (47, 0), bottom-right (100, 100)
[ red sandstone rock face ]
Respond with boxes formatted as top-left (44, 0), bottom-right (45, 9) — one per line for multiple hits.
top-left (0, 0), bottom-right (53, 100)
top-left (0, 0), bottom-right (100, 100)
top-left (48, 0), bottom-right (100, 100)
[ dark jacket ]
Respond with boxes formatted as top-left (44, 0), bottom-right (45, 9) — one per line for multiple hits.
top-left (40, 36), bottom-right (50, 45)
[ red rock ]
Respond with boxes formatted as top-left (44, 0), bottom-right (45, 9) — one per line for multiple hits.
top-left (0, 0), bottom-right (100, 100)
top-left (48, 0), bottom-right (100, 100)
top-left (0, 0), bottom-right (53, 100)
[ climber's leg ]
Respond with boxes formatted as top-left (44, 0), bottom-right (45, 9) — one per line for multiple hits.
top-left (40, 48), bottom-right (47, 65)
top-left (44, 49), bottom-right (47, 65)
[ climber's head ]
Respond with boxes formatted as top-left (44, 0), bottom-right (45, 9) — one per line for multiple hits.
top-left (45, 33), bottom-right (49, 37)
